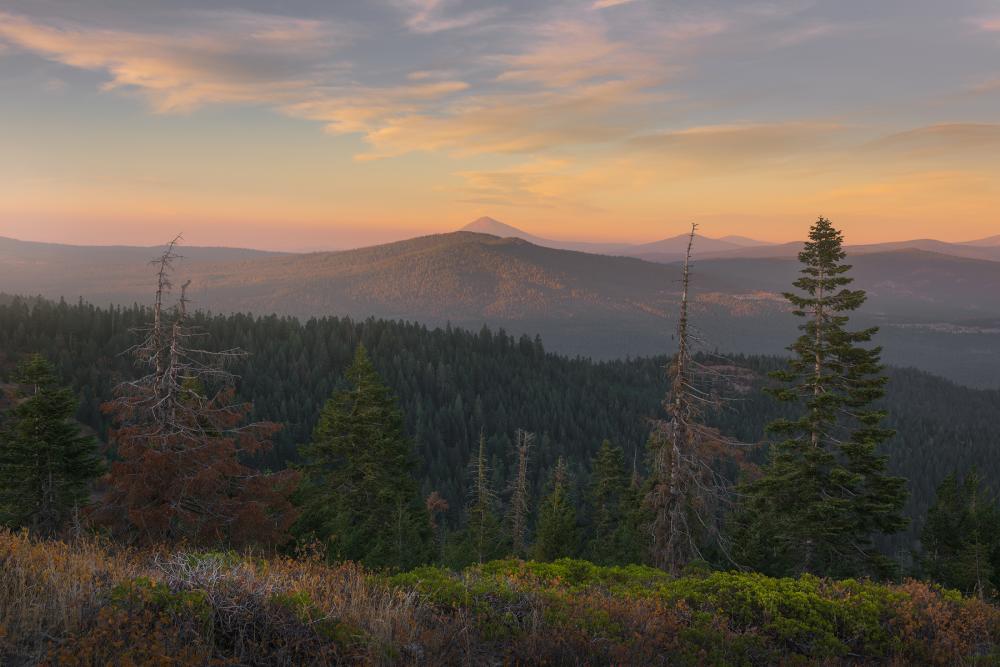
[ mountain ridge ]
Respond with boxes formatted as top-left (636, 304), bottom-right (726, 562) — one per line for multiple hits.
top-left (1, 229), bottom-right (999, 387)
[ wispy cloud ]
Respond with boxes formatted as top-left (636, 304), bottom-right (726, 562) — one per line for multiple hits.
top-left (591, 0), bottom-right (638, 10)
top-left (283, 80), bottom-right (471, 136)
top-left (972, 16), bottom-right (1000, 32)
top-left (864, 123), bottom-right (1000, 159)
top-left (0, 8), bottom-right (667, 158)
top-left (632, 121), bottom-right (846, 167)
top-left (394, 0), bottom-right (499, 34)
top-left (492, 19), bottom-right (666, 88)
top-left (0, 10), bottom-right (345, 112)
top-left (455, 158), bottom-right (573, 207)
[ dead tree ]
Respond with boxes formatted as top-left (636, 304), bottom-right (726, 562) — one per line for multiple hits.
top-left (646, 223), bottom-right (747, 573)
top-left (97, 237), bottom-right (297, 547)
top-left (465, 431), bottom-right (502, 563)
top-left (507, 429), bottom-right (534, 557)
top-left (425, 490), bottom-right (450, 559)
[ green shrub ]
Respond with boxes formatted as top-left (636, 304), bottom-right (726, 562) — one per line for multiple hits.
top-left (268, 590), bottom-right (366, 647)
top-left (109, 576), bottom-right (212, 631)
top-left (662, 571), bottom-right (900, 658)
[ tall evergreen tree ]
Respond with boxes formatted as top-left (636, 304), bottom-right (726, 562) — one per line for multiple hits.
top-left (733, 217), bottom-right (907, 578)
top-left (0, 354), bottom-right (103, 536)
top-left (296, 345), bottom-right (431, 569)
top-left (921, 471), bottom-right (1000, 597)
top-left (533, 457), bottom-right (578, 561)
top-left (586, 440), bottom-right (631, 565)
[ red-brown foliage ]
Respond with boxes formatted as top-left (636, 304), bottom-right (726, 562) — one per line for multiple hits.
top-left (94, 388), bottom-right (298, 548)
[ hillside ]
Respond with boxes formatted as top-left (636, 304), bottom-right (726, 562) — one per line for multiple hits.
top-left (1, 232), bottom-right (999, 386)
top-left (2, 297), bottom-right (997, 542)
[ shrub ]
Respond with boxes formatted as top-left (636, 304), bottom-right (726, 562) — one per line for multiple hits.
top-left (2, 528), bottom-right (998, 666)
top-left (45, 577), bottom-right (215, 666)
top-left (0, 529), bottom-right (140, 664)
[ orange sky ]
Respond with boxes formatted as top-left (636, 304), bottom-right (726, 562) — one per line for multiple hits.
top-left (0, 1), bottom-right (998, 250)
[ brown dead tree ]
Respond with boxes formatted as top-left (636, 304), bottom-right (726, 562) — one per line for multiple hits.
top-left (646, 223), bottom-right (748, 573)
top-left (507, 429), bottom-right (534, 557)
top-left (96, 236), bottom-right (298, 547)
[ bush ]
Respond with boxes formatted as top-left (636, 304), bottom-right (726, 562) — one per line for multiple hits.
top-left (393, 558), bottom-right (1000, 665)
top-left (2, 529), bottom-right (998, 666)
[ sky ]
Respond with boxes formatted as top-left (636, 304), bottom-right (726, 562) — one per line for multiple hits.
top-left (0, 0), bottom-right (998, 251)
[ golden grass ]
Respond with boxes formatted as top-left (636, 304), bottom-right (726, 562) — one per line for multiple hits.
top-left (1, 528), bottom-right (998, 666)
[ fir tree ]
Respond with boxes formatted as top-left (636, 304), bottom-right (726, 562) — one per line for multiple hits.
top-left (586, 440), bottom-right (631, 564)
top-left (0, 354), bottom-right (103, 536)
top-left (533, 457), bottom-right (578, 561)
top-left (733, 217), bottom-right (908, 578)
top-left (296, 345), bottom-right (431, 569)
top-left (921, 471), bottom-right (1000, 597)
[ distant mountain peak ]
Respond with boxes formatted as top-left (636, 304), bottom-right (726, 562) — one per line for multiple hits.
top-left (461, 217), bottom-right (529, 238)
top-left (468, 215), bottom-right (503, 226)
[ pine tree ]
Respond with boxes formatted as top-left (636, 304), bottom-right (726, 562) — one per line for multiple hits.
top-left (0, 354), bottom-right (103, 536)
top-left (296, 345), bottom-right (431, 569)
top-left (533, 457), bottom-right (578, 561)
top-left (586, 440), bottom-right (631, 564)
top-left (921, 471), bottom-right (1000, 597)
top-left (733, 217), bottom-right (908, 578)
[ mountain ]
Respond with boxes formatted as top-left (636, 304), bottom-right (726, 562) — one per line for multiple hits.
top-left (963, 234), bottom-right (1000, 247)
top-left (459, 217), bottom-right (631, 254)
top-left (461, 216), bottom-right (544, 240)
top-left (850, 240), bottom-right (1000, 262)
top-left (457, 217), bottom-right (773, 258)
top-left (0, 235), bottom-right (283, 263)
top-left (618, 234), bottom-right (746, 263)
top-left (719, 235), bottom-right (772, 247)
top-left (2, 231), bottom-right (999, 387)
top-left (692, 239), bottom-right (1000, 263)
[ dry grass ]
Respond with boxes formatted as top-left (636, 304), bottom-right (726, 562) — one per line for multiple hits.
top-left (0, 530), bottom-right (464, 665)
top-left (0, 529), bottom-right (141, 662)
top-left (1, 529), bottom-right (998, 666)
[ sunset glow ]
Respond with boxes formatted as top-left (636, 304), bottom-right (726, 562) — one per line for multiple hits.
top-left (1, 1), bottom-right (998, 250)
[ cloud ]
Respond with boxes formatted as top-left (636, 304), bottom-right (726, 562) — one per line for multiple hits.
top-left (0, 8), bottom-right (665, 159)
top-left (0, 3), bottom-right (852, 168)
top-left (353, 78), bottom-right (664, 159)
top-left (591, 0), bottom-right (638, 9)
top-left (969, 77), bottom-right (1000, 94)
top-left (394, 0), bottom-right (499, 33)
top-left (631, 122), bottom-right (846, 167)
top-left (455, 158), bottom-right (573, 206)
top-left (283, 80), bottom-right (471, 135)
top-left (493, 19), bottom-right (665, 88)
top-left (864, 123), bottom-right (1000, 158)
top-left (973, 16), bottom-right (1000, 32)
top-left (285, 14), bottom-right (674, 159)
top-left (0, 10), bottom-right (346, 112)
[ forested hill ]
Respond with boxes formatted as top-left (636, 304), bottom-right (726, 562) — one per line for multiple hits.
top-left (3, 232), bottom-right (1000, 387)
top-left (1, 295), bottom-right (997, 544)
